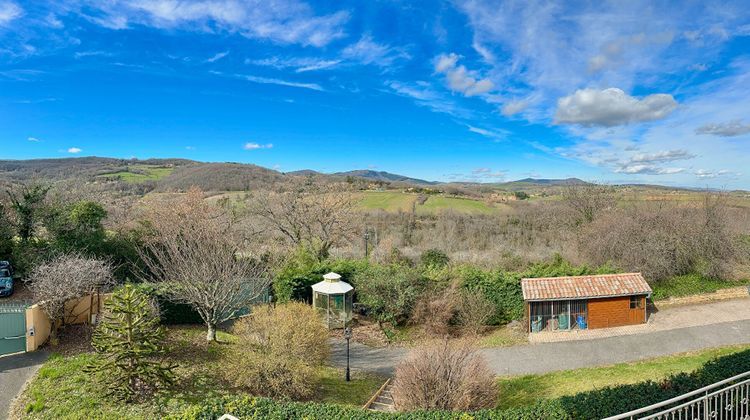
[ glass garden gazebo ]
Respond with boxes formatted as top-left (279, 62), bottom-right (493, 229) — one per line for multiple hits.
top-left (312, 272), bottom-right (353, 329)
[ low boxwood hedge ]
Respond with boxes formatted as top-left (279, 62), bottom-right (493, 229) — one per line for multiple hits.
top-left (171, 349), bottom-right (750, 420)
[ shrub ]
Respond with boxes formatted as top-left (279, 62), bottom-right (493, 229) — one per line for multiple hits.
top-left (229, 302), bottom-right (329, 399)
top-left (420, 249), bottom-right (450, 268)
top-left (86, 284), bottom-right (175, 402)
top-left (410, 287), bottom-right (460, 336)
top-left (392, 338), bottom-right (497, 411)
top-left (354, 264), bottom-right (427, 327)
top-left (456, 290), bottom-right (495, 335)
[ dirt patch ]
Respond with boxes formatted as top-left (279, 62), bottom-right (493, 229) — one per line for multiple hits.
top-left (42, 324), bottom-right (94, 356)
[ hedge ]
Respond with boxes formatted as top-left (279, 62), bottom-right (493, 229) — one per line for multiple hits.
top-left (170, 349), bottom-right (750, 420)
top-left (169, 396), bottom-right (569, 420)
top-left (557, 348), bottom-right (750, 419)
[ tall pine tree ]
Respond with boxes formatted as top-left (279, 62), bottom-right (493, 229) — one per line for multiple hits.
top-left (87, 285), bottom-right (176, 402)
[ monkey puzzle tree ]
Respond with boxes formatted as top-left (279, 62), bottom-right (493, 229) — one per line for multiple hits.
top-left (87, 284), bottom-right (175, 402)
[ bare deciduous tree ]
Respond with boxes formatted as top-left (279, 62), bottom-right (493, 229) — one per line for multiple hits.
top-left (250, 184), bottom-right (358, 259)
top-left (392, 338), bottom-right (497, 411)
top-left (562, 183), bottom-right (616, 224)
top-left (138, 189), bottom-right (270, 341)
top-left (26, 253), bottom-right (115, 342)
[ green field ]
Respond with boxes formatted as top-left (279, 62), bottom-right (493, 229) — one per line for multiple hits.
top-left (357, 191), bottom-right (418, 212)
top-left (496, 344), bottom-right (750, 409)
top-left (357, 191), bottom-right (507, 215)
top-left (418, 195), bottom-right (505, 215)
top-left (100, 165), bottom-right (174, 183)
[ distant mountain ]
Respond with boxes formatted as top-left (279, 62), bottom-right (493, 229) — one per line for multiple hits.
top-left (333, 170), bottom-right (437, 185)
top-left (511, 177), bottom-right (589, 186)
top-left (286, 169), bottom-right (323, 177)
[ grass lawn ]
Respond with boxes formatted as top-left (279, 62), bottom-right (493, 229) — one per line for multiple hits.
top-left (16, 326), bottom-right (385, 419)
top-left (651, 273), bottom-right (750, 300)
top-left (99, 165), bottom-right (174, 183)
top-left (496, 344), bottom-right (750, 410)
top-left (479, 326), bottom-right (528, 348)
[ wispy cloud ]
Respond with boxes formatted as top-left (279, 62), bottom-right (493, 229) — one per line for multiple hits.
top-left (466, 125), bottom-right (507, 141)
top-left (243, 142), bottom-right (273, 150)
top-left (341, 34), bottom-right (409, 68)
top-left (246, 56), bottom-right (341, 73)
top-left (241, 75), bottom-right (323, 91)
top-left (0, 1), bottom-right (22, 27)
top-left (67, 147), bottom-right (82, 154)
top-left (74, 50), bottom-right (112, 59)
top-left (27, 136), bottom-right (41, 142)
top-left (695, 120), bottom-right (750, 137)
top-left (80, 0), bottom-right (349, 47)
top-left (205, 50), bottom-right (229, 63)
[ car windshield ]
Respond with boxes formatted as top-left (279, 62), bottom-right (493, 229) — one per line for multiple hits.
top-left (0, 269), bottom-right (9, 277)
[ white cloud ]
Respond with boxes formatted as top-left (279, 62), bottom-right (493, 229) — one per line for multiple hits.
top-left (241, 75), bottom-right (323, 91)
top-left (205, 50), bottom-right (229, 63)
top-left (243, 142), bottom-right (273, 150)
top-left (695, 120), bottom-right (750, 137)
top-left (628, 149), bottom-right (696, 164)
top-left (67, 147), bottom-right (82, 154)
top-left (555, 88), bottom-right (677, 127)
top-left (27, 136), bottom-right (41, 142)
top-left (434, 53), bottom-right (494, 97)
top-left (185, 146), bottom-right (196, 150)
top-left (81, 0), bottom-right (349, 47)
top-left (0, 1), bottom-right (22, 27)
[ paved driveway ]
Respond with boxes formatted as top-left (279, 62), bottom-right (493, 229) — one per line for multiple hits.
top-left (330, 319), bottom-right (750, 377)
top-left (0, 351), bottom-right (48, 420)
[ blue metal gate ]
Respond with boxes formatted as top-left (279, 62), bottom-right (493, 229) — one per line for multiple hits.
top-left (0, 303), bottom-right (27, 356)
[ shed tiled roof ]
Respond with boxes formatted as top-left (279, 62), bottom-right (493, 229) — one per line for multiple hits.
top-left (521, 273), bottom-right (651, 301)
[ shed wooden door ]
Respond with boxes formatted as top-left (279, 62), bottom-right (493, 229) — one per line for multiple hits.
top-left (628, 296), bottom-right (646, 324)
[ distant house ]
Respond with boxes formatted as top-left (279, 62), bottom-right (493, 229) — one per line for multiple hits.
top-left (522, 273), bottom-right (652, 333)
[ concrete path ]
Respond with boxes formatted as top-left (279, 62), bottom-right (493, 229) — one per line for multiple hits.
top-left (330, 319), bottom-right (750, 377)
top-left (0, 351), bottom-right (49, 420)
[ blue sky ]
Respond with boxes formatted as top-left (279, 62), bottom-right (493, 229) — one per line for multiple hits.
top-left (1, 1), bottom-right (750, 187)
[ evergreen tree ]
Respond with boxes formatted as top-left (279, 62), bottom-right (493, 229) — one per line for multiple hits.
top-left (87, 285), bottom-right (176, 402)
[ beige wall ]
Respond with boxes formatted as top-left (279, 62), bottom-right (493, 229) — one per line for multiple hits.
top-left (25, 304), bottom-right (51, 352)
top-left (25, 292), bottom-right (111, 352)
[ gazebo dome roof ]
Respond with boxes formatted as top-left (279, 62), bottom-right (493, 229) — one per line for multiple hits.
top-left (312, 272), bottom-right (353, 295)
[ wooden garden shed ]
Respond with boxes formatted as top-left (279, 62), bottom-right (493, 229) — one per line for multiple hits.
top-left (522, 273), bottom-right (652, 333)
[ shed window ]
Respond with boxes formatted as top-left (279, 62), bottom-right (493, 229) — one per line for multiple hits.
top-left (629, 296), bottom-right (643, 309)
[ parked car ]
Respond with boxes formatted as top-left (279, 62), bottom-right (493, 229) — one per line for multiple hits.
top-left (0, 266), bottom-right (13, 297)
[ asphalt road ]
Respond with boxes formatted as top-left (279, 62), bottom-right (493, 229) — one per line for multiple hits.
top-left (330, 319), bottom-right (750, 376)
top-left (0, 351), bottom-right (48, 420)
